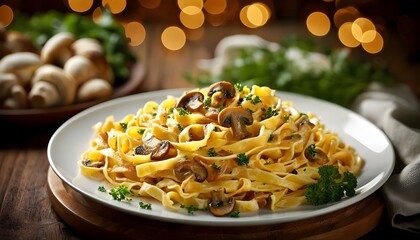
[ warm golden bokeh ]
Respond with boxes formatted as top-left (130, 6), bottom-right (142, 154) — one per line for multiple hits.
top-left (204, 0), bottom-right (226, 15)
top-left (139, 0), bottom-right (161, 9)
top-left (306, 12), bottom-right (330, 36)
top-left (0, 5), bottom-right (13, 27)
top-left (124, 21), bottom-right (146, 46)
top-left (178, 0), bottom-right (203, 15)
top-left (102, 0), bottom-right (127, 14)
top-left (92, 7), bottom-right (103, 23)
top-left (333, 6), bottom-right (360, 29)
top-left (240, 3), bottom-right (270, 28)
top-left (161, 26), bottom-right (186, 50)
top-left (362, 31), bottom-right (383, 54)
top-left (180, 9), bottom-right (205, 29)
top-left (338, 22), bottom-right (360, 48)
top-left (68, 0), bottom-right (93, 13)
top-left (352, 17), bottom-right (376, 43)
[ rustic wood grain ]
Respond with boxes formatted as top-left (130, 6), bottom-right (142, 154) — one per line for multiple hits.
top-left (47, 168), bottom-right (383, 240)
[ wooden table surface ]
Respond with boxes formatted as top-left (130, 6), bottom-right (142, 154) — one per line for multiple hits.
top-left (1, 23), bottom-right (419, 239)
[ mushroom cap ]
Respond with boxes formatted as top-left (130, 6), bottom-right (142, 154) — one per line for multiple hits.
top-left (40, 32), bottom-right (75, 66)
top-left (78, 50), bottom-right (114, 84)
top-left (28, 81), bottom-right (60, 108)
top-left (175, 91), bottom-right (204, 111)
top-left (71, 38), bottom-right (103, 55)
top-left (218, 106), bottom-right (253, 139)
top-left (64, 55), bottom-right (97, 85)
top-left (77, 78), bottom-right (112, 103)
top-left (304, 145), bottom-right (329, 165)
top-left (1, 84), bottom-right (27, 109)
top-left (208, 189), bottom-right (236, 217)
top-left (6, 31), bottom-right (37, 53)
top-left (134, 134), bottom-right (172, 161)
top-left (0, 73), bottom-right (19, 101)
top-left (207, 81), bottom-right (236, 107)
top-left (32, 64), bottom-right (77, 105)
top-left (173, 160), bottom-right (208, 182)
top-left (0, 52), bottom-right (42, 86)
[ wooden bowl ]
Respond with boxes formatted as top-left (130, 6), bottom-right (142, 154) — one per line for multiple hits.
top-left (0, 61), bottom-right (146, 127)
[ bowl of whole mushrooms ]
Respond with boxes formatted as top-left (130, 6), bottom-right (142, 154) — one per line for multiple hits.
top-left (0, 26), bottom-right (145, 126)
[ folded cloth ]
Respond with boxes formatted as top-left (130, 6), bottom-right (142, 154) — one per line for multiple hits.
top-left (352, 82), bottom-right (420, 233)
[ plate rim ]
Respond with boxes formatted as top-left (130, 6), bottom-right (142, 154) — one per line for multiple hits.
top-left (47, 88), bottom-right (395, 227)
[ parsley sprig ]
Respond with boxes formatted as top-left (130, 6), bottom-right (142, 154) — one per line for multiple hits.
top-left (305, 165), bottom-right (357, 205)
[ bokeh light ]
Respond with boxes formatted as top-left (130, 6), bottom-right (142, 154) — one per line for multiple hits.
top-left (333, 6), bottom-right (360, 29)
top-left (0, 5), bottom-right (13, 27)
top-left (352, 17), bottom-right (376, 43)
top-left (204, 0), bottom-right (226, 15)
top-left (362, 31), bottom-right (383, 54)
top-left (102, 0), bottom-right (127, 14)
top-left (180, 9), bottom-right (205, 29)
top-left (139, 0), bottom-right (161, 9)
top-left (178, 0), bottom-right (203, 15)
top-left (124, 21), bottom-right (146, 46)
top-left (306, 12), bottom-right (331, 36)
top-left (92, 7), bottom-right (103, 23)
top-left (68, 0), bottom-right (93, 13)
top-left (240, 3), bottom-right (270, 28)
top-left (161, 26), bottom-right (186, 51)
top-left (338, 22), bottom-right (360, 48)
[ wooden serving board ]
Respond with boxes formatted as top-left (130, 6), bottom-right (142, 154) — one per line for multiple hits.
top-left (47, 168), bottom-right (384, 240)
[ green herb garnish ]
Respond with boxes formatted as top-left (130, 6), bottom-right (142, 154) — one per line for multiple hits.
top-left (139, 201), bottom-right (152, 210)
top-left (230, 211), bottom-right (240, 218)
top-left (305, 165), bottom-right (357, 205)
top-left (109, 185), bottom-right (132, 201)
top-left (178, 107), bottom-right (191, 116)
top-left (119, 122), bottom-right (128, 132)
top-left (236, 153), bottom-right (249, 165)
top-left (180, 204), bottom-right (198, 214)
top-left (208, 148), bottom-right (217, 157)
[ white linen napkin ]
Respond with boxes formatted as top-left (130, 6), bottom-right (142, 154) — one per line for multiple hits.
top-left (198, 34), bottom-right (420, 233)
top-left (352, 82), bottom-right (420, 233)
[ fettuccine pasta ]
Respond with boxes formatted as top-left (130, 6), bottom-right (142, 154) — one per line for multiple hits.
top-left (79, 82), bottom-right (363, 216)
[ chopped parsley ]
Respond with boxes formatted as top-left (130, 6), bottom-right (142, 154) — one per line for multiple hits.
top-left (119, 122), bottom-right (128, 132)
top-left (204, 98), bottom-right (211, 107)
top-left (180, 204), bottom-right (198, 214)
top-left (234, 83), bottom-right (245, 92)
top-left (268, 134), bottom-right (274, 142)
top-left (283, 114), bottom-right (291, 121)
top-left (139, 201), bottom-right (152, 210)
top-left (98, 186), bottom-right (106, 192)
top-left (138, 129), bottom-right (145, 135)
top-left (245, 94), bottom-right (262, 105)
top-left (178, 107), bottom-right (191, 116)
top-left (208, 148), bottom-right (217, 157)
top-left (177, 123), bottom-right (184, 131)
top-left (230, 211), bottom-right (240, 218)
top-left (109, 185), bottom-right (132, 201)
top-left (211, 162), bottom-right (221, 170)
top-left (265, 107), bottom-right (279, 118)
top-left (236, 153), bottom-right (249, 165)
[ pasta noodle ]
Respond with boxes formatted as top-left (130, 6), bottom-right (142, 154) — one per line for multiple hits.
top-left (79, 81), bottom-right (363, 216)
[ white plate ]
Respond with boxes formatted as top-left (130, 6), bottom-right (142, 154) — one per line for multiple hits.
top-left (48, 88), bottom-right (395, 227)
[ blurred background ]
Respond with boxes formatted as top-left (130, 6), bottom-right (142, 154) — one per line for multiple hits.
top-left (1, 0), bottom-right (419, 97)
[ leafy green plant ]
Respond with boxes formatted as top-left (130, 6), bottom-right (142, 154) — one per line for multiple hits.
top-left (186, 37), bottom-right (394, 107)
top-left (9, 10), bottom-right (137, 86)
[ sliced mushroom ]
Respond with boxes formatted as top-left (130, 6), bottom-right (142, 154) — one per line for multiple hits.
top-left (173, 160), bottom-right (208, 182)
top-left (209, 188), bottom-right (235, 217)
top-left (72, 38), bottom-right (103, 55)
top-left (77, 78), bottom-right (112, 103)
top-left (207, 81), bottom-right (236, 107)
top-left (134, 134), bottom-right (171, 160)
top-left (296, 114), bottom-right (315, 130)
top-left (204, 107), bottom-right (219, 120)
top-left (40, 32), bottom-right (75, 67)
top-left (64, 55), bottom-right (97, 85)
top-left (218, 106), bottom-right (253, 140)
top-left (0, 52), bottom-right (42, 86)
top-left (304, 145), bottom-right (329, 165)
top-left (175, 91), bottom-right (204, 112)
top-left (82, 159), bottom-right (104, 168)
